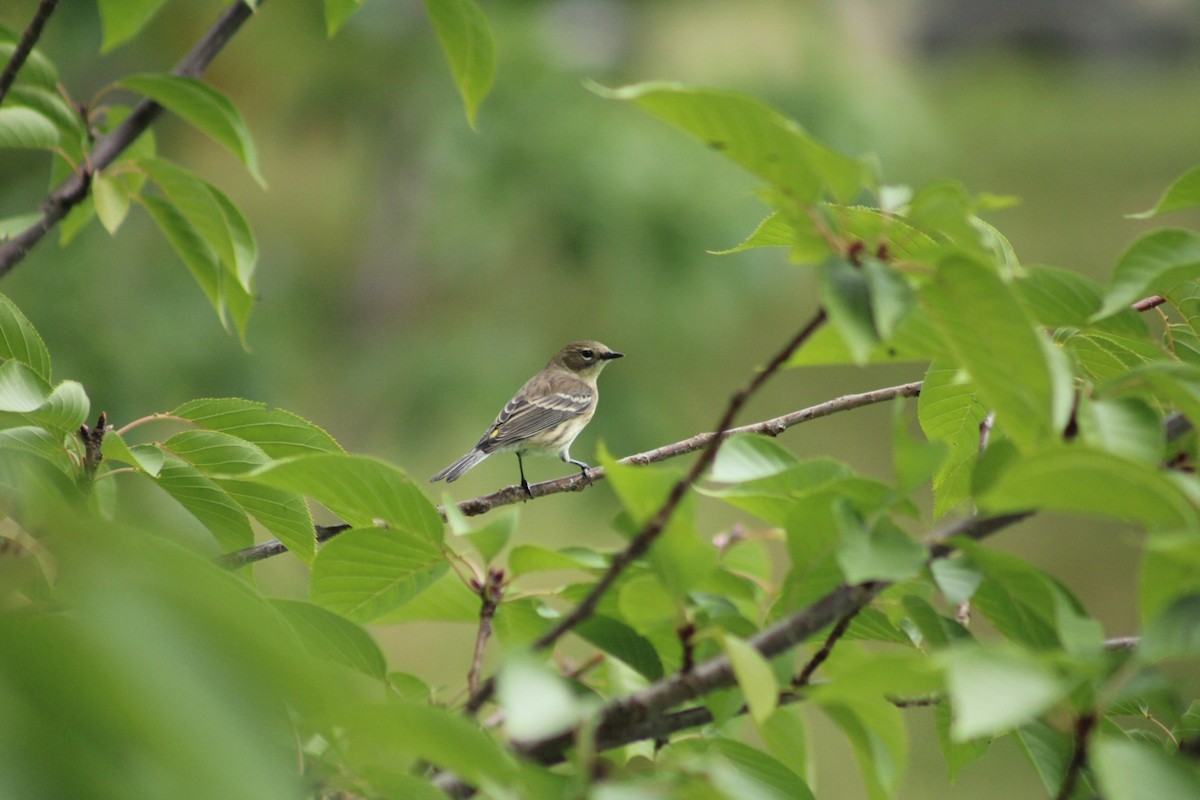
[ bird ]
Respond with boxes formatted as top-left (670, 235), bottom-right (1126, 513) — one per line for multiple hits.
top-left (430, 341), bottom-right (624, 498)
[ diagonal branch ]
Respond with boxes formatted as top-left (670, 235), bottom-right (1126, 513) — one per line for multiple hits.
top-left (0, 0), bottom-right (260, 278)
top-left (218, 377), bottom-right (921, 569)
top-left (462, 307), bottom-right (830, 713)
top-left (0, 0), bottom-right (60, 106)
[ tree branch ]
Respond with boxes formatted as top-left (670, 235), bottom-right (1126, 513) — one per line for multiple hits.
top-left (0, 0), bottom-right (59, 107)
top-left (467, 568), bottom-right (504, 696)
top-left (463, 307), bottom-right (830, 713)
top-left (1056, 711), bottom-right (1097, 800)
top-left (219, 378), bottom-right (921, 569)
top-left (0, 0), bottom-right (260, 278)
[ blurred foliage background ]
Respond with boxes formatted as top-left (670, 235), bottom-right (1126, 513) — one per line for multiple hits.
top-left (2, 0), bottom-right (1199, 796)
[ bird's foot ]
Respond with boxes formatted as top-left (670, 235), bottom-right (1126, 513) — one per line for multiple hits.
top-left (520, 478), bottom-right (533, 501)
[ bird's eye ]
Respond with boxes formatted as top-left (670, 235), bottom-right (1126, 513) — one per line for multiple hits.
top-left (581, 349), bottom-right (594, 359)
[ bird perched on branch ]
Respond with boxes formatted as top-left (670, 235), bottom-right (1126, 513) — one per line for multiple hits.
top-left (430, 341), bottom-right (624, 498)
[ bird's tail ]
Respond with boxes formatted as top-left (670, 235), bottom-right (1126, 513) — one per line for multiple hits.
top-left (430, 448), bottom-right (490, 483)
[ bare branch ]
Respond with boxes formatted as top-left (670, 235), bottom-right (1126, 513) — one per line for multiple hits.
top-left (0, 0), bottom-right (59, 106)
top-left (1056, 711), bottom-right (1097, 800)
top-left (0, 0), bottom-right (260, 277)
top-left (467, 568), bottom-right (505, 695)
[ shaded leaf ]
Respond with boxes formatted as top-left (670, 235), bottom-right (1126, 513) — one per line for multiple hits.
top-left (173, 397), bottom-right (342, 459)
top-left (98, 0), bottom-right (168, 51)
top-left (270, 598), bottom-right (386, 678)
top-left (1130, 166), bottom-right (1200, 218)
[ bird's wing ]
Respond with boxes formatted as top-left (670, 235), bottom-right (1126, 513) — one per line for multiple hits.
top-left (476, 376), bottom-right (594, 452)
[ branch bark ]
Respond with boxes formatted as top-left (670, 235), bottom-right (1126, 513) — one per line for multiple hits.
top-left (0, 0), bottom-right (60, 107)
top-left (0, 0), bottom-right (260, 278)
top-left (219, 378), bottom-right (921, 569)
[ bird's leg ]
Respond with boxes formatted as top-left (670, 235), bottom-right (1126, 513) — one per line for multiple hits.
top-left (563, 452), bottom-right (593, 487)
top-left (517, 453), bottom-right (533, 500)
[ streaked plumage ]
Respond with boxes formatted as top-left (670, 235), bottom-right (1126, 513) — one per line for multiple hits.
top-left (430, 341), bottom-right (623, 496)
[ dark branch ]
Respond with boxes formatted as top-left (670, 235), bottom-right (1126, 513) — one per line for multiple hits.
top-left (0, 0), bottom-right (260, 278)
top-left (467, 568), bottom-right (505, 695)
top-left (463, 307), bottom-right (830, 714)
top-left (0, 0), bottom-right (59, 106)
top-left (1056, 711), bottom-right (1097, 800)
top-left (792, 603), bottom-right (864, 688)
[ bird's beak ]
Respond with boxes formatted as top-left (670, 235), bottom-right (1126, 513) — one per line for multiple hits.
top-left (602, 351), bottom-right (624, 360)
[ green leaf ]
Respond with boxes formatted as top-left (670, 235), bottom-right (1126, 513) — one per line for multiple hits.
top-left (575, 615), bottom-right (663, 681)
top-left (1130, 166), bottom-right (1200, 218)
top-left (92, 173), bottom-right (132, 234)
top-left (498, 653), bottom-right (589, 741)
top-left (757, 706), bottom-right (812, 788)
top-left (921, 254), bottom-right (1068, 451)
top-left (937, 701), bottom-right (990, 783)
top-left (137, 158), bottom-right (253, 287)
top-left (0, 213), bottom-right (41, 240)
top-left (139, 194), bottom-right (252, 340)
top-left (374, 568), bottom-right (479, 623)
top-left (1140, 594), bottom-right (1200, 662)
top-left (721, 633), bottom-right (778, 724)
top-left (819, 257), bottom-right (877, 364)
top-left (162, 430), bottom-right (271, 476)
top-left (507, 544), bottom-right (599, 576)
top-left (1076, 396), bottom-right (1164, 465)
top-left (1067, 330), bottom-right (1166, 385)
top-left (0, 361), bottom-right (88, 433)
top-left (172, 398), bottom-right (342, 458)
top-left (218, 479), bottom-right (315, 565)
top-left (154, 457), bottom-right (254, 551)
top-left (596, 82), bottom-right (870, 204)
top-left (248, 454), bottom-right (442, 543)
top-left (710, 739), bottom-right (816, 800)
top-left (121, 74), bottom-right (264, 185)
top-left (100, 433), bottom-right (164, 476)
top-left (349, 700), bottom-right (519, 790)
top-left (603, 451), bottom-right (715, 595)
top-left (708, 434), bottom-right (799, 483)
top-left (979, 445), bottom-right (1199, 532)
top-left (1092, 737), bottom-right (1200, 800)
top-left (1014, 720), bottom-right (1075, 797)
top-left (1103, 362), bottom-right (1200, 435)
top-left (422, 0), bottom-right (496, 129)
top-left (814, 696), bottom-right (907, 800)
top-left (449, 505), bottom-right (514, 564)
top-left (324, 0), bottom-right (366, 35)
top-left (269, 598), bottom-right (386, 679)
top-left (941, 645), bottom-right (1068, 740)
top-left (0, 38), bottom-right (58, 89)
top-left (835, 510), bottom-right (927, 584)
top-left (0, 425), bottom-right (72, 473)
top-left (5, 85), bottom-right (87, 144)
top-left (1015, 265), bottom-right (1103, 328)
top-left (0, 107), bottom-right (59, 150)
top-left (98, 0), bottom-right (168, 51)
top-left (0, 293), bottom-right (55, 382)
top-left (711, 212), bottom-right (798, 254)
top-left (864, 258), bottom-right (916, 340)
top-left (1139, 533), bottom-right (1200, 625)
top-left (311, 527), bottom-right (446, 622)
top-left (1096, 229), bottom-right (1200, 319)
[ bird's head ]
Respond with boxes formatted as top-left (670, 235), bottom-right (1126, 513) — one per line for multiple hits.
top-left (552, 341), bottom-right (624, 377)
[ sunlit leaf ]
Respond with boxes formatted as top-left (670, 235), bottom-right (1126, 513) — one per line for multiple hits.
top-left (597, 82), bottom-right (870, 204)
top-left (311, 527), bottom-right (446, 622)
top-left (1130, 166), bottom-right (1200, 218)
top-left (942, 645), bottom-right (1068, 740)
top-left (1095, 229), bottom-right (1200, 319)
top-left (122, 74), bottom-right (263, 185)
top-left (422, 0), bottom-right (495, 129)
top-left (173, 398), bottom-right (342, 458)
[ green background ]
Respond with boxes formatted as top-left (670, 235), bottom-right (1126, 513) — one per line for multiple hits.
top-left (3, 1), bottom-right (1199, 796)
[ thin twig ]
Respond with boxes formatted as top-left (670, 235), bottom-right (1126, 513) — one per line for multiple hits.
top-left (463, 307), bottom-right (830, 714)
top-left (1132, 295), bottom-right (1167, 312)
top-left (0, 0), bottom-right (260, 277)
top-left (467, 568), bottom-right (505, 695)
top-left (220, 378), bottom-right (921, 568)
top-left (792, 603), bottom-right (864, 688)
top-left (0, 0), bottom-right (60, 106)
top-left (1056, 711), bottom-right (1097, 800)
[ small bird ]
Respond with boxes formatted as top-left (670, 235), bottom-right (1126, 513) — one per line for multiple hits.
top-left (430, 341), bottom-right (624, 497)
